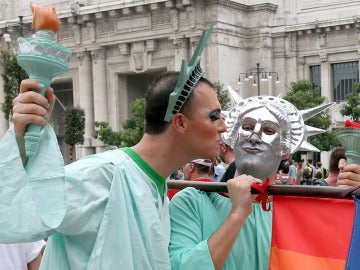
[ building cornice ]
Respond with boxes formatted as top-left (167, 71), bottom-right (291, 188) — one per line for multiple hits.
top-left (282, 16), bottom-right (360, 35)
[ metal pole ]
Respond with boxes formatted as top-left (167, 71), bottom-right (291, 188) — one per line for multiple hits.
top-left (167, 180), bottom-right (360, 199)
top-left (256, 63), bottom-right (260, 95)
top-left (19, 16), bottom-right (24, 37)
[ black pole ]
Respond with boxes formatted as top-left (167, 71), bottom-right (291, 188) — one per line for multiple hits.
top-left (19, 16), bottom-right (24, 37)
top-left (167, 180), bottom-right (360, 199)
top-left (256, 63), bottom-right (260, 95)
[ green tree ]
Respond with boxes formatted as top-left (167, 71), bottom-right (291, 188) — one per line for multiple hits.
top-left (213, 81), bottom-right (231, 110)
top-left (93, 98), bottom-right (145, 147)
top-left (340, 83), bottom-right (360, 122)
top-left (283, 80), bottom-right (338, 152)
top-left (64, 106), bottom-right (85, 160)
top-left (0, 50), bottom-right (28, 120)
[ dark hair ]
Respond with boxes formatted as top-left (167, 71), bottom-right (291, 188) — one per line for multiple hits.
top-left (144, 71), bottom-right (213, 134)
top-left (278, 159), bottom-right (289, 173)
top-left (314, 171), bottom-right (323, 179)
top-left (303, 167), bottom-right (313, 180)
top-left (192, 161), bottom-right (212, 174)
top-left (329, 147), bottom-right (346, 173)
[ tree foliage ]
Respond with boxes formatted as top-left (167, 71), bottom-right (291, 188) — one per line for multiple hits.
top-left (0, 50), bottom-right (28, 120)
top-left (283, 80), bottom-right (339, 151)
top-left (213, 81), bottom-right (231, 110)
top-left (64, 106), bottom-right (85, 146)
top-left (93, 98), bottom-right (145, 147)
top-left (340, 83), bottom-right (360, 122)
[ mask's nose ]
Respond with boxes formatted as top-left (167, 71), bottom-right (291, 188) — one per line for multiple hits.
top-left (248, 123), bottom-right (262, 144)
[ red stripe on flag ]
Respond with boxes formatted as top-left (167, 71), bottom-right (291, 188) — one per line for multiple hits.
top-left (271, 196), bottom-right (354, 260)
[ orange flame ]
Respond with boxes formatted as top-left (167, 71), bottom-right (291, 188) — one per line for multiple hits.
top-left (30, 1), bottom-right (60, 33)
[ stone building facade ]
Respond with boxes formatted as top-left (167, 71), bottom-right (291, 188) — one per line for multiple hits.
top-left (0, 0), bottom-right (360, 162)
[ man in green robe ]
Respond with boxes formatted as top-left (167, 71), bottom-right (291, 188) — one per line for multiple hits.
top-left (0, 21), bottom-right (226, 269)
top-left (0, 70), bottom-right (226, 269)
top-left (169, 96), bottom-right (333, 270)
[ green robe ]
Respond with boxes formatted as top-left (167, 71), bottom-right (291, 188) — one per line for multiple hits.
top-left (0, 125), bottom-right (171, 270)
top-left (169, 188), bottom-right (272, 270)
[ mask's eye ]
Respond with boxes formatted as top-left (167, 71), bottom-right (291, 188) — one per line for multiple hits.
top-left (263, 126), bottom-right (276, 135)
top-left (242, 122), bottom-right (254, 131)
top-left (262, 122), bottom-right (278, 135)
top-left (208, 110), bottom-right (221, 121)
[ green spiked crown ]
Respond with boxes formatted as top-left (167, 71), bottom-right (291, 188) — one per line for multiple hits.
top-left (164, 21), bottom-right (215, 122)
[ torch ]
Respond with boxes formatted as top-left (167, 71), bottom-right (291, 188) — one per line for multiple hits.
top-left (336, 119), bottom-right (360, 165)
top-left (17, 2), bottom-right (72, 159)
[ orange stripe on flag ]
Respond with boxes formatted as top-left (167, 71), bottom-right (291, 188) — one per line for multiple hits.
top-left (270, 247), bottom-right (346, 270)
top-left (271, 196), bottom-right (354, 262)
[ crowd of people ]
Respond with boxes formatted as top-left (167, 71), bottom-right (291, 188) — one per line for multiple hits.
top-left (169, 151), bottom-right (345, 188)
top-left (1, 21), bottom-right (360, 270)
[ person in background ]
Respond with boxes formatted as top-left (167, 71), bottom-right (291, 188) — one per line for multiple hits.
top-left (210, 158), bottom-right (226, 182)
top-left (313, 171), bottom-right (327, 186)
top-left (301, 167), bottom-right (313, 185)
top-left (313, 146), bottom-right (360, 187)
top-left (287, 159), bottom-right (297, 179)
top-left (168, 168), bottom-right (184, 181)
top-left (337, 157), bottom-right (360, 187)
top-left (0, 240), bottom-right (46, 270)
top-left (274, 160), bottom-right (297, 185)
top-left (324, 146), bottom-right (360, 187)
top-left (218, 139), bottom-right (236, 182)
top-left (296, 161), bottom-right (304, 185)
top-left (325, 147), bottom-right (346, 186)
top-left (306, 158), bottom-right (316, 178)
top-left (168, 159), bottom-right (213, 200)
top-left (316, 161), bottom-right (327, 179)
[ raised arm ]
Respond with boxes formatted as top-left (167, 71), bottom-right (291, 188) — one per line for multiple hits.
top-left (169, 174), bottom-right (262, 270)
top-left (12, 79), bottom-right (55, 163)
top-left (0, 79), bottom-right (65, 241)
top-left (207, 175), bottom-right (261, 270)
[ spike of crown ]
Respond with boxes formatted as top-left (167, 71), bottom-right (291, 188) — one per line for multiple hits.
top-left (164, 22), bottom-right (215, 122)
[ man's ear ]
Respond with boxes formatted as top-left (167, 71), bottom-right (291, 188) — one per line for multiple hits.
top-left (188, 163), bottom-right (195, 173)
top-left (172, 113), bottom-right (189, 133)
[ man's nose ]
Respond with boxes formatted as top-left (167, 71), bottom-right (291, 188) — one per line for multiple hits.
top-left (219, 117), bottom-right (227, 133)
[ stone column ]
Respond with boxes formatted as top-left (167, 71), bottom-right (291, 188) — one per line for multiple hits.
top-left (91, 48), bottom-right (108, 153)
top-left (173, 38), bottom-right (189, 71)
top-left (0, 65), bottom-right (9, 139)
top-left (77, 51), bottom-right (95, 157)
top-left (321, 55), bottom-right (331, 100)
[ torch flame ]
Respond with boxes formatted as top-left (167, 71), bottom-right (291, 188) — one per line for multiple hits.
top-left (345, 119), bottom-right (360, 128)
top-left (30, 1), bottom-right (60, 33)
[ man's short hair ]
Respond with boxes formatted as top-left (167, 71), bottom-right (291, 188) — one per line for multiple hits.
top-left (191, 159), bottom-right (212, 174)
top-left (329, 147), bottom-right (346, 173)
top-left (144, 72), bottom-right (213, 134)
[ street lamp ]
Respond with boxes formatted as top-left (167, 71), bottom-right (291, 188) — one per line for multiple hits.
top-left (237, 63), bottom-right (280, 96)
top-left (18, 16), bottom-right (24, 38)
top-left (3, 27), bottom-right (11, 49)
top-left (2, 16), bottom-right (25, 49)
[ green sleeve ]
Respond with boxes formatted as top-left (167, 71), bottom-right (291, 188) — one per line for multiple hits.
top-left (169, 188), bottom-right (215, 270)
top-left (0, 125), bottom-right (65, 242)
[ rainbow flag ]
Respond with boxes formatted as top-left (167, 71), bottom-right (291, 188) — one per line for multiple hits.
top-left (270, 196), bottom-right (360, 270)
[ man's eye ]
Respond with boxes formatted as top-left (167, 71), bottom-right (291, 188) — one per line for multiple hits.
top-left (209, 112), bottom-right (220, 121)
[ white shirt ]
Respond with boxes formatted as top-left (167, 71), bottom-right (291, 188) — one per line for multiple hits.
top-left (0, 240), bottom-right (46, 270)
